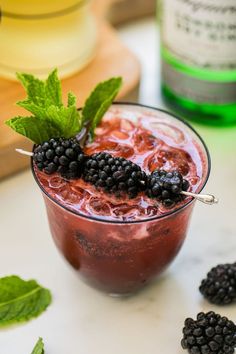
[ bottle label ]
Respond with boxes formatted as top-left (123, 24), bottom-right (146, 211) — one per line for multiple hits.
top-left (162, 62), bottom-right (236, 104)
top-left (162, 0), bottom-right (236, 70)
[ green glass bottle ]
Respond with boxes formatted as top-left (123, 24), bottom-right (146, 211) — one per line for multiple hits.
top-left (159, 0), bottom-right (236, 126)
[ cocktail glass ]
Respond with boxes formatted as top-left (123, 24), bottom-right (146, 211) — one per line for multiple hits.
top-left (32, 103), bottom-right (210, 295)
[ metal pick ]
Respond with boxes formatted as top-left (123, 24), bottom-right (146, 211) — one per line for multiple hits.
top-left (181, 191), bottom-right (218, 205)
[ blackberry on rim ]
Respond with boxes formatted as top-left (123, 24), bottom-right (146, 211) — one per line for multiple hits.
top-left (33, 137), bottom-right (85, 179)
top-left (146, 169), bottom-right (190, 207)
top-left (82, 152), bottom-right (147, 198)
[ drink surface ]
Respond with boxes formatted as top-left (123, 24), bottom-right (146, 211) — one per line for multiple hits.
top-left (35, 107), bottom-right (206, 221)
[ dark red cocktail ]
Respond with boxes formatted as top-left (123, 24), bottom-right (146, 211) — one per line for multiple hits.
top-left (33, 103), bottom-right (210, 294)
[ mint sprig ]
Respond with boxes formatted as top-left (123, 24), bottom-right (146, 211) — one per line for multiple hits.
top-left (0, 275), bottom-right (52, 327)
top-left (31, 338), bottom-right (44, 354)
top-left (6, 69), bottom-right (81, 144)
top-left (5, 69), bottom-right (122, 144)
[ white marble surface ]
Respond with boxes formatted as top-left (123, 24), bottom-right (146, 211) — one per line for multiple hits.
top-left (1, 18), bottom-right (236, 354)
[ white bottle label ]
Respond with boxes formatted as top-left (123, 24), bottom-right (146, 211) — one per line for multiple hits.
top-left (162, 0), bottom-right (236, 70)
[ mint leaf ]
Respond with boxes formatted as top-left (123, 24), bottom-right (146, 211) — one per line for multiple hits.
top-left (5, 69), bottom-right (81, 143)
top-left (46, 105), bottom-right (82, 139)
top-left (16, 73), bottom-right (46, 107)
top-left (45, 69), bottom-right (62, 107)
top-left (0, 275), bottom-right (52, 327)
top-left (17, 69), bottom-right (62, 108)
top-left (67, 92), bottom-right (76, 107)
top-left (31, 338), bottom-right (44, 354)
top-left (82, 77), bottom-right (122, 138)
top-left (16, 100), bottom-right (46, 119)
top-left (5, 116), bottom-right (60, 144)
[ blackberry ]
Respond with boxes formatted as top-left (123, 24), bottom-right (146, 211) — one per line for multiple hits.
top-left (82, 152), bottom-right (147, 198)
top-left (181, 311), bottom-right (236, 354)
top-left (33, 137), bottom-right (85, 179)
top-left (146, 169), bottom-right (189, 208)
top-left (199, 263), bottom-right (236, 305)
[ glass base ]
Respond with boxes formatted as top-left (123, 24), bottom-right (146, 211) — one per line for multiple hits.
top-left (162, 85), bottom-right (236, 127)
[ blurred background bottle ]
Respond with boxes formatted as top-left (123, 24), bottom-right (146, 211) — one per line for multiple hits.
top-left (159, 0), bottom-right (236, 126)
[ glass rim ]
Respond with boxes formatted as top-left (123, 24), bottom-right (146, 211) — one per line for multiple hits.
top-left (31, 102), bottom-right (211, 225)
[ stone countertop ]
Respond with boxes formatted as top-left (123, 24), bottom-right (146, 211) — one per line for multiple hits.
top-left (1, 18), bottom-right (236, 354)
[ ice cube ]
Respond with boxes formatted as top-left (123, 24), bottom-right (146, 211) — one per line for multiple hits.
top-left (95, 126), bottom-right (109, 136)
top-left (114, 145), bottom-right (134, 158)
top-left (60, 185), bottom-right (79, 204)
top-left (111, 130), bottom-right (129, 140)
top-left (133, 132), bottom-right (158, 153)
top-left (113, 204), bottom-right (140, 220)
top-left (146, 151), bottom-right (165, 172)
top-left (178, 162), bottom-right (190, 176)
top-left (149, 122), bottom-right (187, 145)
top-left (49, 176), bottom-right (67, 189)
top-left (99, 140), bottom-right (118, 151)
top-left (189, 176), bottom-right (200, 186)
top-left (120, 118), bottom-right (135, 131)
top-left (71, 185), bottom-right (85, 197)
top-left (146, 206), bottom-right (158, 217)
top-left (89, 198), bottom-right (111, 215)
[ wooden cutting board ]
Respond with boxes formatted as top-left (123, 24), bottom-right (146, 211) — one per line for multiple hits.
top-left (0, 22), bottom-right (140, 180)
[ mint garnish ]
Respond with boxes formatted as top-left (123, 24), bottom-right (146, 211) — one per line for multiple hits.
top-left (6, 116), bottom-right (59, 144)
top-left (6, 69), bottom-right (81, 143)
top-left (31, 338), bottom-right (44, 354)
top-left (82, 77), bottom-right (122, 138)
top-left (5, 69), bottom-right (122, 144)
top-left (0, 275), bottom-right (52, 327)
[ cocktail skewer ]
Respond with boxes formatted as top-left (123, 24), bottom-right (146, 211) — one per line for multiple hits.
top-left (15, 148), bottom-right (218, 205)
top-left (15, 148), bottom-right (33, 156)
top-left (181, 191), bottom-right (218, 205)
